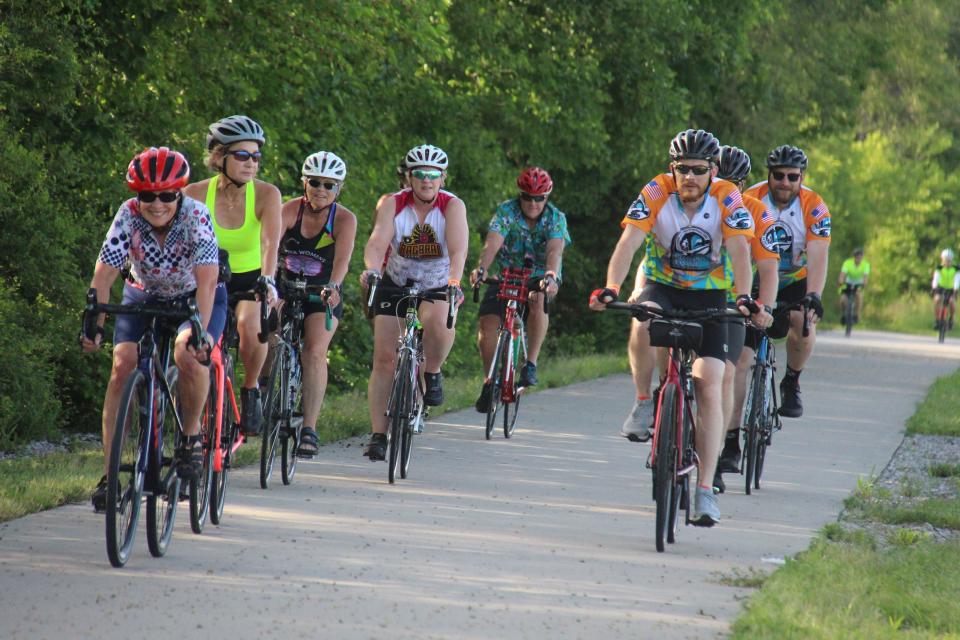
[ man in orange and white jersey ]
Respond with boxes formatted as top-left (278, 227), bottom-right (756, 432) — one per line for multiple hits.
top-left (591, 129), bottom-right (767, 527)
top-left (744, 145), bottom-right (830, 419)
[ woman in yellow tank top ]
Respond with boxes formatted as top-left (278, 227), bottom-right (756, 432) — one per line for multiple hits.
top-left (183, 115), bottom-right (282, 436)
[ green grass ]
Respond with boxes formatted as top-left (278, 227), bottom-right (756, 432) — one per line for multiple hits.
top-left (930, 463), bottom-right (960, 478)
top-left (907, 369), bottom-right (960, 436)
top-left (859, 498), bottom-right (960, 530)
top-left (0, 351), bottom-right (627, 523)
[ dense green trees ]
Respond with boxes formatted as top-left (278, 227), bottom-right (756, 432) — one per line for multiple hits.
top-left (1, 0), bottom-right (958, 446)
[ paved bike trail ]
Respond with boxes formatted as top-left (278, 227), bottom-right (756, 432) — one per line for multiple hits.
top-left (1, 330), bottom-right (958, 639)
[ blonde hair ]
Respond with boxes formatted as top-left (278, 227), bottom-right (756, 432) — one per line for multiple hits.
top-left (204, 143), bottom-right (227, 174)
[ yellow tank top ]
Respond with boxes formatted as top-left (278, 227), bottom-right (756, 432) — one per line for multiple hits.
top-left (206, 175), bottom-right (261, 273)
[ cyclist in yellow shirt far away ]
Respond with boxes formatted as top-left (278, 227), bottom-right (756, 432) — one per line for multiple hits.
top-left (838, 247), bottom-right (870, 324)
top-left (932, 248), bottom-right (959, 331)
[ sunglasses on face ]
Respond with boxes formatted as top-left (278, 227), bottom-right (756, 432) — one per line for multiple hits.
top-left (227, 150), bottom-right (262, 162)
top-left (771, 170), bottom-right (802, 183)
top-left (674, 164), bottom-right (711, 176)
top-left (138, 191), bottom-right (179, 203)
top-left (520, 193), bottom-right (547, 202)
top-left (410, 169), bottom-right (442, 181)
top-left (306, 178), bottom-right (339, 191)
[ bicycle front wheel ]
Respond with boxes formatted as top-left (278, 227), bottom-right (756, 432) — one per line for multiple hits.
top-left (189, 373), bottom-right (216, 534)
top-left (485, 332), bottom-right (507, 440)
top-left (388, 352), bottom-right (412, 484)
top-left (503, 333), bottom-right (523, 439)
top-left (754, 366), bottom-right (776, 490)
top-left (281, 362), bottom-right (303, 485)
top-left (743, 363), bottom-right (764, 496)
top-left (653, 382), bottom-right (680, 553)
top-left (106, 369), bottom-right (148, 568)
top-left (260, 349), bottom-right (285, 489)
top-left (146, 367), bottom-right (181, 558)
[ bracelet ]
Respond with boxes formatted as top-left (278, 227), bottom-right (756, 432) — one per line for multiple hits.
top-left (544, 270), bottom-right (558, 281)
top-left (448, 278), bottom-right (461, 287)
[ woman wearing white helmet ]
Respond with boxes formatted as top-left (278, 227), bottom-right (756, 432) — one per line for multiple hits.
top-left (276, 151), bottom-right (357, 456)
top-left (184, 115), bottom-right (282, 436)
top-left (358, 143), bottom-right (468, 461)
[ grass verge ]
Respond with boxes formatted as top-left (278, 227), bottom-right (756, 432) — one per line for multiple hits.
top-left (906, 368), bottom-right (960, 436)
top-left (0, 351), bottom-right (627, 523)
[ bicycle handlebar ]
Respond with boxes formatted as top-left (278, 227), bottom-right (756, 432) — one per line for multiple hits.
top-left (365, 274), bottom-right (456, 327)
top-left (83, 287), bottom-right (206, 355)
top-left (605, 301), bottom-right (744, 323)
top-left (471, 269), bottom-right (551, 314)
top-left (776, 299), bottom-right (811, 338)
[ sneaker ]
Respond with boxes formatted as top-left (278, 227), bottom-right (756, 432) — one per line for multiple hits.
top-left (363, 432), bottom-right (387, 461)
top-left (620, 399), bottom-right (654, 442)
top-left (519, 361), bottom-right (538, 387)
top-left (712, 470), bottom-right (725, 494)
top-left (423, 372), bottom-right (444, 406)
top-left (240, 387), bottom-right (263, 435)
top-left (852, 314), bottom-right (859, 324)
top-left (779, 376), bottom-right (803, 418)
top-left (91, 475), bottom-right (109, 513)
top-left (717, 439), bottom-right (742, 473)
top-left (692, 486), bottom-right (721, 527)
top-left (175, 436), bottom-right (203, 480)
top-left (475, 382), bottom-right (493, 413)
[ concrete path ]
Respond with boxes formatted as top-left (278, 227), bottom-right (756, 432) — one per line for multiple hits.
top-left (1, 330), bottom-right (958, 639)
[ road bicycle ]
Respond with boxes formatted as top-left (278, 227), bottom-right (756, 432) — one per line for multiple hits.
top-left (472, 265), bottom-right (548, 439)
top-left (259, 275), bottom-right (333, 488)
top-left (366, 275), bottom-right (456, 483)
top-left (83, 288), bottom-right (204, 567)
top-left (840, 282), bottom-right (862, 337)
top-left (935, 288), bottom-right (955, 344)
top-left (608, 302), bottom-right (741, 552)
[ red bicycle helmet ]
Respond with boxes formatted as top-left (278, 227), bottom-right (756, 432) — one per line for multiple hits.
top-left (516, 166), bottom-right (553, 195)
top-left (126, 147), bottom-right (191, 192)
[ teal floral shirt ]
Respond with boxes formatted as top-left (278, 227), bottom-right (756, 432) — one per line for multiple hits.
top-left (488, 198), bottom-right (572, 279)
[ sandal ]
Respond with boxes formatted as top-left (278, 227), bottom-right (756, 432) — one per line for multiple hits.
top-left (297, 426), bottom-right (319, 458)
top-left (176, 435), bottom-right (204, 480)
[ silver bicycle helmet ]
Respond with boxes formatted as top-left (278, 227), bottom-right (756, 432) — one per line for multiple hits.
top-left (206, 115), bottom-right (266, 150)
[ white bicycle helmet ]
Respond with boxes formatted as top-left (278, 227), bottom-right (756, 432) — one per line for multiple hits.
top-left (206, 115), bottom-right (266, 150)
top-left (302, 151), bottom-right (347, 181)
top-left (942, 249), bottom-right (954, 261)
top-left (404, 144), bottom-right (448, 170)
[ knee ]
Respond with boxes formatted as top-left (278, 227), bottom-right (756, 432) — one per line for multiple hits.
top-left (303, 344), bottom-right (328, 368)
top-left (111, 350), bottom-right (138, 380)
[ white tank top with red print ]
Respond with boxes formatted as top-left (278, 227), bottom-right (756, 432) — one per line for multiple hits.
top-left (385, 188), bottom-right (454, 289)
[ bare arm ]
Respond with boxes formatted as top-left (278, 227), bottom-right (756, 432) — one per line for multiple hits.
top-left (362, 196), bottom-right (397, 276)
top-left (193, 264), bottom-right (218, 333)
top-left (755, 258), bottom-right (779, 309)
top-left (725, 234), bottom-right (753, 297)
top-left (444, 198), bottom-right (469, 283)
top-left (805, 240), bottom-right (830, 296)
top-left (329, 208), bottom-right (357, 288)
top-left (606, 225), bottom-right (648, 290)
top-left (258, 183), bottom-right (283, 278)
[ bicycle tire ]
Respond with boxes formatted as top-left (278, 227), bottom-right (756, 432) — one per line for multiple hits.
top-left (939, 315), bottom-right (948, 343)
top-left (754, 365), bottom-right (775, 490)
top-left (209, 360), bottom-right (235, 525)
top-left (844, 304), bottom-right (853, 337)
top-left (400, 365), bottom-right (419, 479)
top-left (281, 361), bottom-right (303, 485)
top-left (485, 332), bottom-right (507, 440)
top-left (503, 331), bottom-right (523, 439)
top-left (654, 382), bottom-right (680, 553)
top-left (668, 398), bottom-right (693, 544)
top-left (106, 369), bottom-right (148, 568)
top-left (146, 367), bottom-right (181, 558)
top-left (743, 361), bottom-right (764, 496)
top-left (260, 349), bottom-right (285, 489)
top-left (388, 352), bottom-right (410, 484)
top-left (189, 374), bottom-right (216, 534)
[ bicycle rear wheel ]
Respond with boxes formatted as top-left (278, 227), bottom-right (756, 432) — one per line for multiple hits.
top-left (387, 353), bottom-right (411, 484)
top-left (743, 362), bottom-right (764, 496)
top-left (654, 382), bottom-right (680, 553)
top-left (106, 369), bottom-right (147, 568)
top-left (146, 367), bottom-right (181, 558)
top-left (260, 349), bottom-right (285, 489)
top-left (189, 373), bottom-right (216, 534)
top-left (485, 332), bottom-right (507, 440)
top-left (281, 362), bottom-right (303, 485)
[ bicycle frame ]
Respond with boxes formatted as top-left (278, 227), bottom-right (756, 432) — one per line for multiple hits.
top-left (209, 340), bottom-right (241, 474)
top-left (649, 347), bottom-right (698, 481)
top-left (386, 305), bottom-right (424, 423)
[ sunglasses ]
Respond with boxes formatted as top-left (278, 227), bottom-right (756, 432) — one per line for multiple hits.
top-left (138, 191), bottom-right (179, 203)
top-left (771, 170), bottom-right (802, 183)
top-left (307, 178), bottom-right (339, 191)
top-left (228, 150), bottom-right (262, 162)
top-left (410, 169), bottom-right (442, 181)
top-left (674, 164), bottom-right (711, 176)
top-left (520, 193), bottom-right (547, 202)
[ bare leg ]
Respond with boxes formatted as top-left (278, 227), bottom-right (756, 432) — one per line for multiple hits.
top-left (525, 293), bottom-right (549, 364)
top-left (101, 343), bottom-right (138, 475)
top-left (693, 357), bottom-right (726, 487)
top-left (477, 314), bottom-right (500, 375)
top-left (236, 300), bottom-right (268, 389)
top-left (368, 316), bottom-right (401, 435)
top-left (301, 313), bottom-right (338, 429)
top-left (173, 330), bottom-right (211, 437)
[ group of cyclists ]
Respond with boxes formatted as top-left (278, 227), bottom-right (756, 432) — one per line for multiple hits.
top-left (81, 114), bottom-right (571, 510)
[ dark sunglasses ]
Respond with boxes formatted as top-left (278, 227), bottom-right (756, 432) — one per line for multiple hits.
top-left (674, 164), bottom-right (711, 176)
top-left (771, 170), bottom-right (802, 183)
top-left (307, 178), bottom-right (339, 191)
top-left (228, 150), bottom-right (262, 162)
top-left (520, 193), bottom-right (547, 202)
top-left (138, 191), bottom-right (179, 203)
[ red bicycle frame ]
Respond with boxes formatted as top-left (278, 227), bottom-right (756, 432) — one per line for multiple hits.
top-left (208, 340), bottom-right (242, 473)
top-left (648, 348), bottom-right (697, 479)
top-left (494, 266), bottom-right (532, 403)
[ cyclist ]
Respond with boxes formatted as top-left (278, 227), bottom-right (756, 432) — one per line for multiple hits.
top-left (744, 145), bottom-right (831, 419)
top-left (715, 146), bottom-right (778, 480)
top-left (590, 129), bottom-right (763, 526)
top-left (932, 249), bottom-right (959, 330)
top-left (470, 167), bottom-right (571, 410)
top-left (359, 144), bottom-right (468, 460)
top-left (82, 147), bottom-right (228, 511)
top-left (838, 247), bottom-right (870, 324)
top-left (183, 115), bottom-right (282, 436)
top-left (278, 151), bottom-right (357, 457)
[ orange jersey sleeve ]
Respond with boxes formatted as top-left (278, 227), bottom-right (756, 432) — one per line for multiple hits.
top-left (744, 195), bottom-right (778, 261)
top-left (712, 179), bottom-right (755, 241)
top-left (800, 189), bottom-right (832, 243)
top-left (620, 173), bottom-right (674, 231)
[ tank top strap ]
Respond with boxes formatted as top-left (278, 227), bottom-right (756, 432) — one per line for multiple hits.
top-left (205, 175), bottom-right (219, 215)
top-left (245, 179), bottom-right (256, 221)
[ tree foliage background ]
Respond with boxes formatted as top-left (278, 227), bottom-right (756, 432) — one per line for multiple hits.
top-left (1, 0), bottom-right (958, 446)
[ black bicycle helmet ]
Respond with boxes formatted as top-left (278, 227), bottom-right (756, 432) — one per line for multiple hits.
top-left (206, 115), bottom-right (266, 150)
top-left (669, 129), bottom-right (720, 162)
top-left (717, 145), bottom-right (752, 183)
top-left (765, 144), bottom-right (807, 170)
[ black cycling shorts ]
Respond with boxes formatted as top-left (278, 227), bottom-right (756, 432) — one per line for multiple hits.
top-left (768, 279), bottom-right (807, 339)
top-left (726, 314), bottom-right (745, 364)
top-left (227, 269), bottom-right (261, 299)
top-left (371, 274), bottom-right (436, 318)
top-left (637, 282), bottom-right (730, 362)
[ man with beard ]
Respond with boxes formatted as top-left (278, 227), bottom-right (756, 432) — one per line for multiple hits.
top-left (744, 146), bottom-right (831, 419)
top-left (590, 129), bottom-right (761, 527)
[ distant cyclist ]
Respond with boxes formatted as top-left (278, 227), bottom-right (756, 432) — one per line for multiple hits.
top-left (744, 145), bottom-right (831, 419)
top-left (278, 151), bottom-right (357, 457)
top-left (838, 248), bottom-right (870, 324)
top-left (183, 115), bottom-right (283, 436)
top-left (470, 167), bottom-right (571, 410)
top-left (360, 144), bottom-right (468, 461)
top-left (82, 147), bottom-right (227, 511)
top-left (932, 249), bottom-right (959, 330)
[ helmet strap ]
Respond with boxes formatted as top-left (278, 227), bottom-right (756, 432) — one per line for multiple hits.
top-left (302, 192), bottom-right (333, 217)
top-left (221, 157), bottom-right (247, 188)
